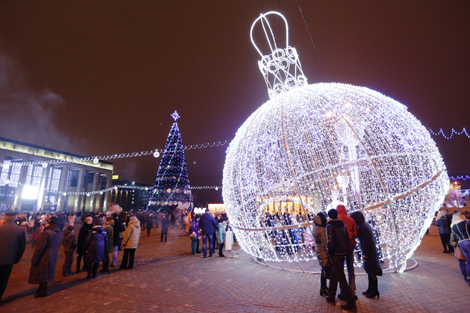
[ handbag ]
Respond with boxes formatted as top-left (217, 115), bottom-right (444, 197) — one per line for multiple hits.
top-left (454, 244), bottom-right (466, 261)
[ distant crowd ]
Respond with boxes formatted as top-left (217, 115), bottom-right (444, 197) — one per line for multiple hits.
top-left (1, 206), bottom-right (468, 312)
top-left (0, 208), bottom-right (234, 301)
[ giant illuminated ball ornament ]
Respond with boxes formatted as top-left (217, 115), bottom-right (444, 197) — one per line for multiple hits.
top-left (222, 12), bottom-right (449, 273)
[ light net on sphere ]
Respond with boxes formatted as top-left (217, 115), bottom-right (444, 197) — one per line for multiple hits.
top-left (222, 11), bottom-right (449, 273)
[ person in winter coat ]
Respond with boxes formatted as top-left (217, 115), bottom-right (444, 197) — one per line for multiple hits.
top-left (350, 211), bottom-right (382, 299)
top-left (76, 216), bottom-right (93, 273)
top-left (190, 215), bottom-right (201, 253)
top-left (161, 214), bottom-right (170, 242)
top-left (336, 205), bottom-right (358, 298)
top-left (100, 217), bottom-right (114, 273)
top-left (68, 213), bottom-right (76, 227)
top-left (436, 210), bottom-right (453, 253)
top-left (120, 216), bottom-right (141, 269)
top-left (0, 213), bottom-right (26, 301)
top-left (112, 213), bottom-right (125, 266)
top-left (184, 213), bottom-right (190, 234)
top-left (325, 209), bottom-right (356, 311)
top-left (146, 217), bottom-right (153, 237)
top-left (170, 212), bottom-right (176, 228)
top-left (61, 225), bottom-right (77, 276)
top-left (217, 221), bottom-right (227, 257)
top-left (199, 209), bottom-right (218, 258)
top-left (83, 219), bottom-right (107, 279)
top-left (313, 212), bottom-right (331, 296)
top-left (28, 217), bottom-right (63, 297)
top-left (451, 212), bottom-right (470, 285)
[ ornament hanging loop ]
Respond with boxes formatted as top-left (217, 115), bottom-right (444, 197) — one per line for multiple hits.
top-left (250, 11), bottom-right (308, 99)
top-left (250, 11), bottom-right (289, 57)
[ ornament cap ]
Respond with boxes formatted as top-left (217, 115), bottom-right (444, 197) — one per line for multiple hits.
top-left (250, 11), bottom-right (308, 99)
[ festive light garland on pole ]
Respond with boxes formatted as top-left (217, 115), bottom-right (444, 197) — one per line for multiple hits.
top-left (222, 12), bottom-right (449, 273)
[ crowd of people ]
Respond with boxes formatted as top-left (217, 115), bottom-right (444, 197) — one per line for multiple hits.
top-left (435, 209), bottom-right (470, 284)
top-left (1, 205), bottom-right (469, 310)
top-left (0, 208), bottom-right (234, 301)
top-left (309, 205), bottom-right (382, 311)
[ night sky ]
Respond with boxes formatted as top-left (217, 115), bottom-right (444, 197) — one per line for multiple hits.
top-left (0, 1), bottom-right (469, 204)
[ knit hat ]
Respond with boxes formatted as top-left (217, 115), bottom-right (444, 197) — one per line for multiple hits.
top-left (350, 211), bottom-right (366, 225)
top-left (452, 212), bottom-right (466, 226)
top-left (3, 212), bottom-right (18, 221)
top-left (328, 209), bottom-right (338, 219)
top-left (47, 217), bottom-right (58, 225)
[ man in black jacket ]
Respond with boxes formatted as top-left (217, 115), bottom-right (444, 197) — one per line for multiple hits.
top-left (76, 216), bottom-right (92, 273)
top-left (199, 209), bottom-right (218, 258)
top-left (0, 213), bottom-right (26, 301)
top-left (325, 209), bottom-right (356, 311)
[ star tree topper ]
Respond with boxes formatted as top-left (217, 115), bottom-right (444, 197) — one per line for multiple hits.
top-left (171, 110), bottom-right (180, 121)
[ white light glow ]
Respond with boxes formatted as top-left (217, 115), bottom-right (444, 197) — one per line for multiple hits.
top-left (222, 11), bottom-right (449, 273)
top-left (22, 185), bottom-right (40, 200)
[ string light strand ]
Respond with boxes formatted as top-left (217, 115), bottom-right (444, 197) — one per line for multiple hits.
top-left (0, 140), bottom-right (228, 168)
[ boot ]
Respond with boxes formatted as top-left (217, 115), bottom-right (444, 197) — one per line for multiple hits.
top-left (363, 275), bottom-right (372, 295)
top-left (366, 276), bottom-right (380, 299)
top-left (447, 244), bottom-right (454, 253)
top-left (34, 283), bottom-right (48, 298)
top-left (340, 301), bottom-right (357, 311)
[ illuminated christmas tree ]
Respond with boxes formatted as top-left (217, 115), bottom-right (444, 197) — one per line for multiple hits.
top-left (147, 111), bottom-right (193, 213)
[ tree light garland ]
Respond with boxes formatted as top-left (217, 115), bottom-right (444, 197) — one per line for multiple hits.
top-left (222, 11), bottom-right (449, 273)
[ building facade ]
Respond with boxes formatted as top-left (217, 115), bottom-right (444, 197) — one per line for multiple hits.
top-left (0, 137), bottom-right (113, 212)
top-left (110, 180), bottom-right (152, 212)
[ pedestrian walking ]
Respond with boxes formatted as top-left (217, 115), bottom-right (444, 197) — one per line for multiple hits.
top-left (350, 211), bottom-right (382, 299)
top-left (0, 213), bottom-right (26, 301)
top-left (313, 212), bottom-right (331, 296)
top-left (111, 213), bottom-right (125, 267)
top-left (146, 216), bottom-right (153, 237)
top-left (191, 215), bottom-right (201, 253)
top-left (199, 209), bottom-right (218, 258)
top-left (28, 217), bottom-right (63, 298)
top-left (61, 225), bottom-right (77, 276)
top-left (68, 213), bottom-right (76, 227)
top-left (120, 216), bottom-right (141, 270)
top-left (217, 221), bottom-right (227, 257)
top-left (436, 210), bottom-right (453, 253)
top-left (83, 219), bottom-right (107, 279)
top-left (337, 204), bottom-right (358, 299)
top-left (76, 216), bottom-right (93, 273)
top-left (451, 212), bottom-right (470, 286)
top-left (100, 217), bottom-right (114, 273)
top-left (161, 214), bottom-right (170, 242)
top-left (325, 209), bottom-right (356, 311)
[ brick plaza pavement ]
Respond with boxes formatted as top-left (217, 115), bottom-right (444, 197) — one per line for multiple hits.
top-left (0, 223), bottom-right (469, 312)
